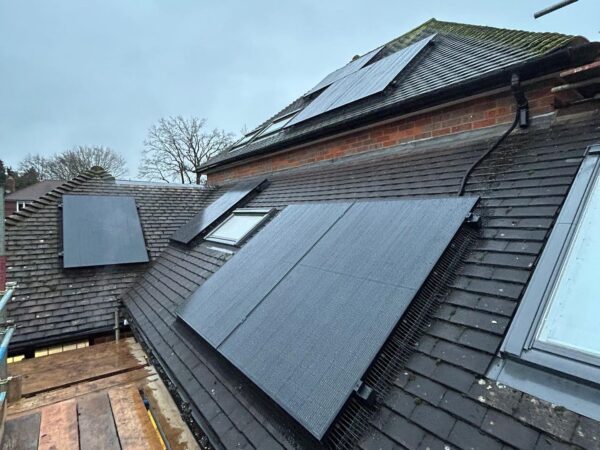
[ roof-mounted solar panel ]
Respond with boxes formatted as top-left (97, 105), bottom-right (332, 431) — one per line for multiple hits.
top-left (178, 195), bottom-right (477, 439)
top-left (288, 34), bottom-right (435, 128)
top-left (62, 195), bottom-right (149, 268)
top-left (303, 46), bottom-right (384, 96)
top-left (170, 178), bottom-right (269, 244)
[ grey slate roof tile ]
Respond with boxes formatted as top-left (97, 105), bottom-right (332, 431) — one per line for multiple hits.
top-left (440, 390), bottom-right (487, 427)
top-left (515, 395), bottom-right (579, 443)
top-left (430, 363), bottom-right (475, 394)
top-left (380, 411), bottom-right (426, 449)
top-left (411, 402), bottom-right (456, 439)
top-left (448, 421), bottom-right (504, 450)
top-left (572, 417), bottom-right (600, 450)
top-left (482, 410), bottom-right (540, 450)
top-left (121, 115), bottom-right (600, 449)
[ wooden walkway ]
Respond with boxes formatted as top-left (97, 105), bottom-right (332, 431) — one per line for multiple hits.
top-left (1, 338), bottom-right (199, 450)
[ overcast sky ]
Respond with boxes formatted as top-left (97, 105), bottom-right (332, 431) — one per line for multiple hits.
top-left (1, 0), bottom-right (598, 178)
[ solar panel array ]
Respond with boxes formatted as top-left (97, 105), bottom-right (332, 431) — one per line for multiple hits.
top-left (178, 196), bottom-right (477, 438)
top-left (303, 46), bottom-right (384, 96)
top-left (170, 179), bottom-right (268, 244)
top-left (62, 195), bottom-right (149, 268)
top-left (287, 34), bottom-right (435, 127)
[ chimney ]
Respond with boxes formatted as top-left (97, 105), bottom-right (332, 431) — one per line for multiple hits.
top-left (5, 176), bottom-right (15, 194)
top-left (0, 189), bottom-right (5, 292)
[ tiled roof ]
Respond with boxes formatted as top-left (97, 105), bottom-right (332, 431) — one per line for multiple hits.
top-left (5, 180), bottom-right (64, 201)
top-left (123, 112), bottom-right (600, 449)
top-left (6, 167), bottom-right (218, 350)
top-left (202, 19), bottom-right (582, 171)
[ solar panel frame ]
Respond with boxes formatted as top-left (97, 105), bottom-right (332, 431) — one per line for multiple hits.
top-left (287, 34), bottom-right (435, 127)
top-left (303, 46), bottom-right (384, 97)
top-left (170, 178), bottom-right (269, 244)
top-left (62, 195), bottom-right (149, 269)
top-left (178, 196), bottom-right (478, 439)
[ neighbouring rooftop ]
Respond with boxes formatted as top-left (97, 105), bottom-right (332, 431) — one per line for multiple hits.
top-left (5, 181), bottom-right (64, 202)
top-left (4, 167), bottom-right (219, 352)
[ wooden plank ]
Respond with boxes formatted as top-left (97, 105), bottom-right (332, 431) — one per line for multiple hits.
top-left (143, 380), bottom-right (200, 450)
top-left (109, 386), bottom-right (164, 450)
top-left (10, 339), bottom-right (147, 396)
top-left (1, 412), bottom-right (41, 450)
top-left (38, 399), bottom-right (79, 450)
top-left (10, 338), bottom-right (140, 377)
top-left (8, 367), bottom-right (156, 417)
top-left (78, 392), bottom-right (120, 450)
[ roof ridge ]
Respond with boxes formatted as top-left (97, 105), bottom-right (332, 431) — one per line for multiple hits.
top-left (5, 166), bottom-right (115, 227)
top-left (387, 18), bottom-right (579, 55)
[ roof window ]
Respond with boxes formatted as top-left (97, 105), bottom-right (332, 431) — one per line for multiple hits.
top-left (252, 110), bottom-right (301, 142)
top-left (171, 179), bottom-right (269, 245)
top-left (494, 144), bottom-right (600, 420)
top-left (205, 208), bottom-right (272, 246)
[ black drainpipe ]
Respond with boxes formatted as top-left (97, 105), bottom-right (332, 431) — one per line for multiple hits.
top-left (457, 73), bottom-right (529, 196)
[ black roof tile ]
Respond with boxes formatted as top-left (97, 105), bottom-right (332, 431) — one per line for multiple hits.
top-left (481, 410), bottom-right (540, 450)
top-left (448, 420), bottom-right (504, 450)
top-left (122, 114), bottom-right (600, 449)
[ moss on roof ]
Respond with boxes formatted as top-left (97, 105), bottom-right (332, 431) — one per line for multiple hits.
top-left (386, 18), bottom-right (580, 56)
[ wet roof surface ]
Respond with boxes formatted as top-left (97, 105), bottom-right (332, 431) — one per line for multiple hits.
top-left (124, 113), bottom-right (600, 449)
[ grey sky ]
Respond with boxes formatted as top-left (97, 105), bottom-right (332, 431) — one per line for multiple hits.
top-left (1, 0), bottom-right (597, 178)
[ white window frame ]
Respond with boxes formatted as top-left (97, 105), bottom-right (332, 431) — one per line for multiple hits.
top-left (16, 201), bottom-right (29, 212)
top-left (205, 208), bottom-right (272, 246)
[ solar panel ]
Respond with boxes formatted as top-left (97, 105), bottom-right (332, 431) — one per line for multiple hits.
top-left (62, 195), bottom-right (149, 268)
top-left (304, 46), bottom-right (384, 96)
top-left (287, 34), bottom-right (435, 127)
top-left (178, 196), bottom-right (477, 438)
top-left (178, 202), bottom-right (351, 347)
top-left (170, 179), bottom-right (269, 244)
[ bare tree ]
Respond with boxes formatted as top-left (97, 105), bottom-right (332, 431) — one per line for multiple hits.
top-left (19, 146), bottom-right (128, 180)
top-left (18, 154), bottom-right (53, 180)
top-left (138, 116), bottom-right (234, 184)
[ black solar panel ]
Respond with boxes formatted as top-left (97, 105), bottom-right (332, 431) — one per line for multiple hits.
top-left (303, 46), bottom-right (383, 96)
top-left (178, 202), bottom-right (351, 347)
top-left (288, 34), bottom-right (435, 127)
top-left (178, 196), bottom-right (477, 439)
top-left (170, 179), bottom-right (268, 244)
top-left (62, 195), bottom-right (149, 268)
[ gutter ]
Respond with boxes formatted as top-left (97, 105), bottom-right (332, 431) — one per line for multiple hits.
top-left (201, 40), bottom-right (599, 174)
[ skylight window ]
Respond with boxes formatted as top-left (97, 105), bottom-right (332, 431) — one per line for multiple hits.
top-left (253, 110), bottom-right (300, 142)
top-left (205, 208), bottom-right (271, 246)
top-left (536, 167), bottom-right (600, 358)
top-left (496, 144), bottom-right (600, 420)
top-left (171, 179), bottom-right (269, 245)
top-left (229, 129), bottom-right (260, 152)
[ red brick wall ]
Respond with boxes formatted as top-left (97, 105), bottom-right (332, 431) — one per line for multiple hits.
top-left (207, 81), bottom-right (556, 184)
top-left (5, 201), bottom-right (16, 218)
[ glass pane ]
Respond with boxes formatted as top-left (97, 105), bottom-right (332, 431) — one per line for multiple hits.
top-left (254, 112), bottom-right (299, 142)
top-left (537, 170), bottom-right (600, 358)
top-left (210, 213), bottom-right (266, 242)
